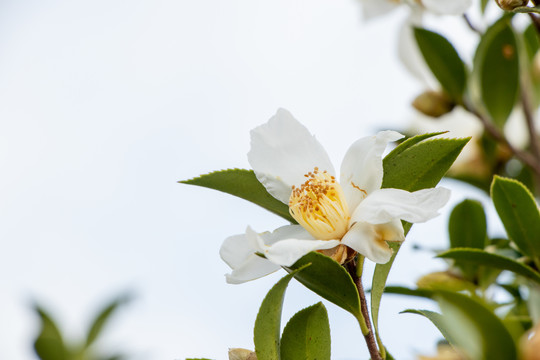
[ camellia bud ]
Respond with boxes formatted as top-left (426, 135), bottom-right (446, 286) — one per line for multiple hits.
top-left (521, 323), bottom-right (540, 360)
top-left (412, 90), bottom-right (455, 118)
top-left (229, 348), bottom-right (257, 360)
top-left (496, 0), bottom-right (528, 11)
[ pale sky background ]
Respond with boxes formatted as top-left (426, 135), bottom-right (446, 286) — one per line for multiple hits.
top-left (0, 1), bottom-right (506, 359)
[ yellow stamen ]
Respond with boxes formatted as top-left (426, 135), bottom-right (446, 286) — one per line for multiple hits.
top-left (289, 167), bottom-right (350, 240)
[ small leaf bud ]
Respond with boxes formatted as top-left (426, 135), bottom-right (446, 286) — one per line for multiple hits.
top-left (416, 271), bottom-right (475, 292)
top-left (521, 324), bottom-right (540, 360)
top-left (412, 90), bottom-right (455, 118)
top-left (496, 0), bottom-right (528, 11)
top-left (229, 348), bottom-right (257, 360)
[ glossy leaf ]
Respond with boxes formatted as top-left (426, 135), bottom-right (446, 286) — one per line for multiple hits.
top-left (254, 265), bottom-right (309, 360)
top-left (448, 200), bottom-right (487, 279)
top-left (436, 291), bottom-right (517, 360)
top-left (180, 169), bottom-right (295, 223)
top-left (438, 248), bottom-right (540, 285)
top-left (33, 305), bottom-right (69, 360)
top-left (414, 28), bottom-right (467, 101)
top-left (475, 18), bottom-right (519, 127)
top-left (401, 309), bottom-right (457, 345)
top-left (86, 294), bottom-right (131, 348)
top-left (382, 135), bottom-right (469, 192)
top-left (491, 176), bottom-right (540, 266)
top-left (280, 303), bottom-right (331, 360)
top-left (289, 252), bottom-right (362, 321)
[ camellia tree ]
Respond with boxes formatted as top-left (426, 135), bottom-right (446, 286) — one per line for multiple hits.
top-left (30, 1), bottom-right (540, 360)
top-left (178, 1), bottom-right (540, 360)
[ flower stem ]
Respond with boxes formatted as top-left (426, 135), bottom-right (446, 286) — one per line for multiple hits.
top-left (346, 259), bottom-right (383, 360)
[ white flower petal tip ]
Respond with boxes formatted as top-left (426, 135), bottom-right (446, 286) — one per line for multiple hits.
top-left (247, 109), bottom-right (334, 203)
top-left (376, 130), bottom-right (405, 143)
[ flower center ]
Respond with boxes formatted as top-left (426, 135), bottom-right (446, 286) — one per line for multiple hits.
top-left (288, 167), bottom-right (350, 240)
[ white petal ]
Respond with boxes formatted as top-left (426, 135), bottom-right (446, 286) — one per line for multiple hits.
top-left (398, 14), bottom-right (438, 88)
top-left (358, 0), bottom-right (400, 20)
top-left (422, 0), bottom-right (472, 15)
top-left (248, 109), bottom-right (335, 204)
top-left (341, 222), bottom-right (394, 263)
top-left (225, 255), bottom-right (281, 284)
top-left (220, 233), bottom-right (280, 284)
top-left (340, 131), bottom-right (404, 210)
top-left (352, 187), bottom-right (450, 224)
top-left (220, 234), bottom-right (258, 269)
top-left (265, 239), bottom-right (341, 267)
top-left (375, 218), bottom-right (406, 242)
top-left (260, 224), bottom-right (315, 244)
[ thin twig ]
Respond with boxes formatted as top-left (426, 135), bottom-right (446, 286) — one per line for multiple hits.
top-left (463, 14), bottom-right (482, 35)
top-left (346, 261), bottom-right (382, 360)
top-left (521, 85), bottom-right (540, 162)
top-left (464, 102), bottom-right (540, 177)
top-left (528, 13), bottom-right (540, 34)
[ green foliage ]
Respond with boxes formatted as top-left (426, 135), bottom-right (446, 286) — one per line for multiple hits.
top-left (280, 303), bottom-right (331, 360)
top-left (34, 305), bottom-right (69, 360)
top-left (180, 169), bottom-right (296, 223)
top-left (400, 309), bottom-right (457, 345)
top-left (33, 295), bottom-right (130, 360)
top-left (436, 291), bottom-right (517, 360)
top-left (474, 18), bottom-right (519, 127)
top-left (254, 266), bottom-right (309, 360)
top-left (448, 200), bottom-right (487, 279)
top-left (382, 135), bottom-right (469, 192)
top-left (414, 28), bottom-right (467, 102)
top-left (288, 252), bottom-right (364, 327)
top-left (86, 294), bottom-right (132, 348)
top-left (491, 176), bottom-right (540, 267)
top-left (371, 134), bottom-right (468, 357)
top-left (438, 248), bottom-right (540, 285)
top-left (513, 5), bottom-right (540, 14)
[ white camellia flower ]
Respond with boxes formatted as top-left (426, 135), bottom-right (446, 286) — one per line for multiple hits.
top-left (359, 0), bottom-right (472, 20)
top-left (220, 109), bottom-right (450, 284)
top-left (358, 0), bottom-right (472, 86)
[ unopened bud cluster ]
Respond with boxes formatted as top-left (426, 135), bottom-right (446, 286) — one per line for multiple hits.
top-left (496, 0), bottom-right (528, 11)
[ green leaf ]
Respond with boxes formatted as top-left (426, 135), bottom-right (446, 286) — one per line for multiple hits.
top-left (449, 200), bottom-right (487, 250)
top-left (289, 252), bottom-right (362, 321)
top-left (382, 285), bottom-right (435, 299)
top-left (400, 309), bottom-right (458, 345)
top-left (382, 136), bottom-right (469, 192)
top-left (180, 169), bottom-right (295, 223)
top-left (438, 248), bottom-right (540, 285)
top-left (280, 303), bottom-right (331, 360)
top-left (414, 27), bottom-right (467, 101)
top-left (523, 24), bottom-right (540, 60)
top-left (371, 134), bottom-right (468, 357)
top-left (513, 5), bottom-right (540, 14)
top-left (33, 305), bottom-right (69, 360)
top-left (448, 199), bottom-right (487, 279)
top-left (254, 265), bottom-right (310, 360)
top-left (474, 18), bottom-right (519, 127)
top-left (436, 291), bottom-right (517, 360)
top-left (86, 294), bottom-right (132, 348)
top-left (370, 243), bottom-right (401, 359)
top-left (491, 176), bottom-right (540, 266)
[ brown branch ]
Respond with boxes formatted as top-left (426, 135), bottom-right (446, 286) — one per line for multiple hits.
top-left (521, 86), bottom-right (540, 163)
top-left (464, 103), bottom-right (540, 178)
top-left (346, 261), bottom-right (382, 360)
